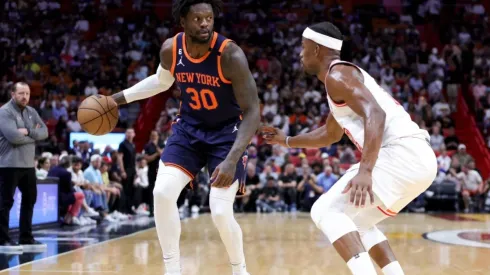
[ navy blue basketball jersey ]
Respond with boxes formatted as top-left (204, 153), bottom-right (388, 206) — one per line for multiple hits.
top-left (169, 32), bottom-right (242, 129)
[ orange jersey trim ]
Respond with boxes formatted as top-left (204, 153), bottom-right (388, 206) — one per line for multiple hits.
top-left (377, 206), bottom-right (396, 217)
top-left (164, 162), bottom-right (195, 180)
top-left (183, 32), bottom-right (218, 64)
top-left (217, 39), bottom-right (233, 84)
top-left (170, 34), bottom-right (179, 75)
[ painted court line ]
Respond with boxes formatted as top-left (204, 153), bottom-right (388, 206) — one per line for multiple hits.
top-left (0, 227), bottom-right (155, 273)
top-left (19, 271), bottom-right (116, 274)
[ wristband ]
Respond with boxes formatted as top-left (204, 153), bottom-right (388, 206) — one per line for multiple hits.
top-left (286, 136), bottom-right (292, 148)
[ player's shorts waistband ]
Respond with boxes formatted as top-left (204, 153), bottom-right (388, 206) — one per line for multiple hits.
top-left (382, 134), bottom-right (430, 148)
top-left (174, 116), bottom-right (242, 131)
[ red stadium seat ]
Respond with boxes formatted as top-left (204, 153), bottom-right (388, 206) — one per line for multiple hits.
top-left (289, 155), bottom-right (301, 166)
top-left (307, 156), bottom-right (321, 165)
top-left (305, 148), bottom-right (319, 156)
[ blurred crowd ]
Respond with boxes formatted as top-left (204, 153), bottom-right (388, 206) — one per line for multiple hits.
top-left (1, 0), bottom-right (490, 225)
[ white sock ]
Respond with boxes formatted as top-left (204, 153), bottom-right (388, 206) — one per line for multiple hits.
top-left (210, 182), bottom-right (247, 274)
top-left (346, 252), bottom-right (377, 275)
top-left (231, 262), bottom-right (248, 275)
top-left (153, 164), bottom-right (190, 275)
top-left (382, 261), bottom-right (404, 275)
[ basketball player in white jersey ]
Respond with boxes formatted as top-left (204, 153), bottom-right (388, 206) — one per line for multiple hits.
top-left (262, 22), bottom-right (437, 275)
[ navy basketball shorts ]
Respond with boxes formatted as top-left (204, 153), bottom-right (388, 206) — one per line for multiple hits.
top-left (161, 120), bottom-right (247, 195)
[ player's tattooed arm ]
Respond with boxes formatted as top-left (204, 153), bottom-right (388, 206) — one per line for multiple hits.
top-left (221, 43), bottom-right (261, 163)
top-left (111, 38), bottom-right (174, 105)
top-left (327, 65), bottom-right (386, 174)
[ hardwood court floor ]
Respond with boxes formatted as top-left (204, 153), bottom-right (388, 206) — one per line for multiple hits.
top-left (1, 213), bottom-right (490, 275)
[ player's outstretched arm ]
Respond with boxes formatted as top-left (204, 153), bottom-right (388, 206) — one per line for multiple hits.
top-left (111, 38), bottom-right (176, 105)
top-left (327, 65), bottom-right (386, 174)
top-left (261, 113), bottom-right (343, 149)
top-left (221, 43), bottom-right (261, 163)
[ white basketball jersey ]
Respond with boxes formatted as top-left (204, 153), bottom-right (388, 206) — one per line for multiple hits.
top-left (325, 60), bottom-right (429, 151)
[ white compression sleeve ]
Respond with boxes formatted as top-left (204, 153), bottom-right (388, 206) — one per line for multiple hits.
top-left (210, 181), bottom-right (247, 275)
top-left (122, 64), bottom-right (175, 103)
top-left (153, 161), bottom-right (190, 275)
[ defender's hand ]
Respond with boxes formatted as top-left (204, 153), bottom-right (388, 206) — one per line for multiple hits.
top-left (342, 171), bottom-right (375, 208)
top-left (211, 160), bottom-right (237, 188)
top-left (261, 126), bottom-right (287, 147)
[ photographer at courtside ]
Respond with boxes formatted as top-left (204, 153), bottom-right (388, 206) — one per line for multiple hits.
top-left (0, 82), bottom-right (48, 253)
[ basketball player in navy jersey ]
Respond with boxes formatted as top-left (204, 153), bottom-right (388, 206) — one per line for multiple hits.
top-left (111, 1), bottom-right (260, 274)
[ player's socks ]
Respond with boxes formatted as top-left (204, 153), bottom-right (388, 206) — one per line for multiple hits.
top-left (231, 262), bottom-right (248, 275)
top-left (163, 257), bottom-right (181, 275)
top-left (346, 252), bottom-right (378, 275)
top-left (382, 261), bottom-right (404, 275)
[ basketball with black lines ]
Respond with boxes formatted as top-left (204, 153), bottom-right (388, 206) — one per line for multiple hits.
top-left (77, 95), bottom-right (119, 136)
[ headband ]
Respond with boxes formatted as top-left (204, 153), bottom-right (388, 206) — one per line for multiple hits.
top-left (302, 27), bottom-right (343, 51)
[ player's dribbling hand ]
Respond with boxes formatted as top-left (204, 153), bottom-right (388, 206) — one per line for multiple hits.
top-left (342, 171), bottom-right (375, 208)
top-left (211, 160), bottom-right (237, 188)
top-left (260, 126), bottom-right (287, 147)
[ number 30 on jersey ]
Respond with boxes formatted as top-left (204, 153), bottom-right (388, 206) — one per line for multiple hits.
top-left (186, 88), bottom-right (218, 110)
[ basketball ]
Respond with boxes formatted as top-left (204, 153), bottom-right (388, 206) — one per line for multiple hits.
top-left (77, 95), bottom-right (119, 136)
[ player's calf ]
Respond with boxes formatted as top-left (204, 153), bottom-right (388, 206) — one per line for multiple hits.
top-left (360, 226), bottom-right (404, 275)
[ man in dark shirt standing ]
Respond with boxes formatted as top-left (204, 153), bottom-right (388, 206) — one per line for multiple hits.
top-left (118, 128), bottom-right (136, 214)
top-left (143, 130), bottom-right (164, 217)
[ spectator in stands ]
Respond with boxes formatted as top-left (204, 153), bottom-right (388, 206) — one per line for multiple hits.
top-left (428, 76), bottom-right (443, 103)
top-left (452, 144), bottom-right (474, 169)
top-left (473, 78), bottom-right (487, 104)
top-left (83, 154), bottom-right (118, 222)
top-left (48, 156), bottom-right (85, 226)
top-left (36, 157), bottom-right (50, 180)
top-left (266, 145), bottom-right (286, 168)
top-left (100, 161), bottom-right (124, 217)
top-left (68, 156), bottom-right (99, 224)
top-left (238, 163), bottom-right (261, 212)
top-left (118, 128), bottom-right (136, 214)
top-left (430, 125), bottom-right (445, 151)
top-left (66, 112), bottom-right (81, 132)
top-left (52, 100), bottom-right (68, 121)
top-left (297, 164), bottom-right (321, 211)
top-left (458, 164), bottom-right (485, 213)
top-left (316, 166), bottom-right (338, 194)
top-left (338, 145), bottom-right (356, 164)
top-left (444, 127), bottom-right (460, 150)
top-left (259, 164), bottom-right (279, 184)
top-left (133, 156), bottom-right (149, 216)
top-left (84, 80), bottom-right (98, 96)
top-left (437, 146), bottom-right (452, 174)
top-left (143, 130), bottom-right (164, 217)
top-left (256, 176), bottom-right (285, 213)
top-left (278, 164), bottom-right (298, 212)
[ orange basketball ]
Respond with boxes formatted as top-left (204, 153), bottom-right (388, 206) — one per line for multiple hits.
top-left (77, 95), bottom-right (119, 136)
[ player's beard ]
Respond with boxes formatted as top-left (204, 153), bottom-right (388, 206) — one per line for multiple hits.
top-left (190, 30), bottom-right (212, 44)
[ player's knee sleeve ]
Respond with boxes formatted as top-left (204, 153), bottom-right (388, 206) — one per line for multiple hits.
top-left (153, 163), bottom-right (190, 204)
top-left (360, 226), bottom-right (387, 252)
top-left (210, 197), bottom-right (234, 228)
top-left (317, 212), bottom-right (358, 243)
top-left (210, 180), bottom-right (239, 227)
top-left (311, 194), bottom-right (357, 243)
